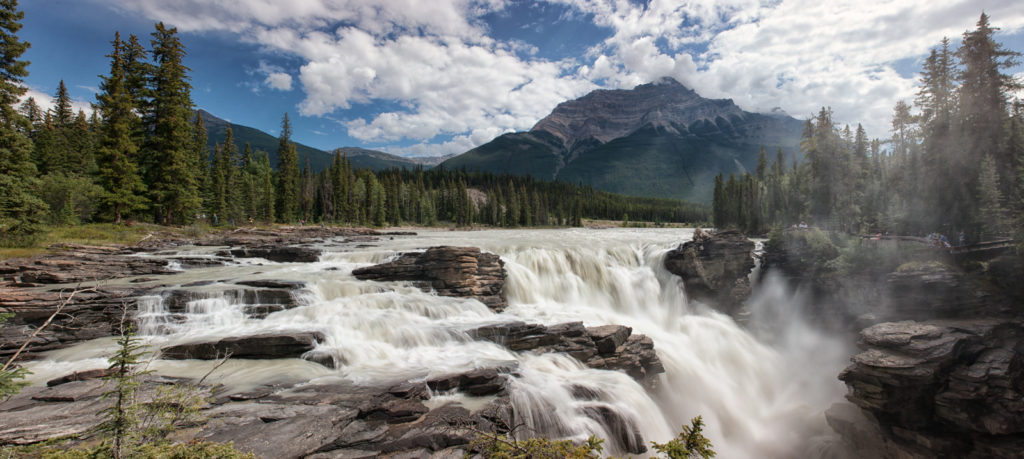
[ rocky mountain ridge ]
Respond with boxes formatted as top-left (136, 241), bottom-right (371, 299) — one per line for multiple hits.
top-left (531, 77), bottom-right (747, 151)
top-left (442, 78), bottom-right (804, 203)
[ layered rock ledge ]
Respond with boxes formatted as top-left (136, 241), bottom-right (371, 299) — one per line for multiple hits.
top-left (353, 246), bottom-right (507, 311)
top-left (160, 331), bottom-right (326, 362)
top-left (663, 228), bottom-right (755, 315)
top-left (467, 321), bottom-right (665, 388)
top-left (836, 319), bottom-right (1024, 458)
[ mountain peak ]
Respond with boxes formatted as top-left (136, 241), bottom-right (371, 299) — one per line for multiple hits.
top-left (530, 78), bottom-right (744, 150)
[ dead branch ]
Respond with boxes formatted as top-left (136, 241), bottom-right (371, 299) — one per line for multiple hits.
top-left (1, 284), bottom-right (97, 372)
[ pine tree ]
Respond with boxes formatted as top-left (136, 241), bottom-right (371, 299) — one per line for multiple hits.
top-left (300, 153), bottom-right (313, 222)
top-left (98, 324), bottom-right (149, 459)
top-left (0, 0), bottom-right (47, 242)
top-left (144, 22), bottom-right (199, 224)
top-left (123, 34), bottom-right (151, 123)
top-left (259, 151), bottom-right (274, 222)
top-left (977, 154), bottom-right (1006, 239)
top-left (96, 32), bottom-right (147, 224)
top-left (192, 113), bottom-right (210, 211)
top-left (17, 96), bottom-right (40, 135)
top-left (275, 113), bottom-right (299, 222)
top-left (241, 143), bottom-right (258, 221)
top-left (52, 80), bottom-right (73, 127)
top-left (958, 13), bottom-right (1022, 197)
top-left (222, 127), bottom-right (242, 222)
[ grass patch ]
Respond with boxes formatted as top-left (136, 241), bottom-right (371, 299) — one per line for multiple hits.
top-left (0, 223), bottom-right (224, 261)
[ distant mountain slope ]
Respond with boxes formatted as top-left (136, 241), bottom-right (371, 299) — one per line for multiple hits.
top-left (441, 78), bottom-right (804, 203)
top-left (198, 110), bottom-right (421, 172)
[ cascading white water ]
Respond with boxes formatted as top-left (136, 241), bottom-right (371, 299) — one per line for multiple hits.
top-left (22, 228), bottom-right (851, 457)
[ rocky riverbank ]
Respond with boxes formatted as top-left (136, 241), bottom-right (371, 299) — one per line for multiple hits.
top-left (0, 227), bottom-right (667, 457)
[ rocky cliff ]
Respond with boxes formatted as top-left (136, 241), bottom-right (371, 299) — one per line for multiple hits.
top-left (761, 231), bottom-right (1024, 457)
top-left (663, 228), bottom-right (755, 315)
top-left (834, 320), bottom-right (1024, 458)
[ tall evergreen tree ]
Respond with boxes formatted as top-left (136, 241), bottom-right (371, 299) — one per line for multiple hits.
top-left (259, 151), bottom-right (274, 222)
top-left (191, 113), bottom-right (210, 211)
top-left (977, 154), bottom-right (1007, 238)
top-left (52, 80), bottom-right (73, 127)
top-left (122, 34), bottom-right (151, 122)
top-left (96, 32), bottom-right (147, 224)
top-left (0, 0), bottom-right (46, 241)
top-left (144, 22), bottom-right (199, 224)
top-left (958, 13), bottom-right (1022, 196)
top-left (300, 153), bottom-right (313, 221)
top-left (275, 113), bottom-right (299, 222)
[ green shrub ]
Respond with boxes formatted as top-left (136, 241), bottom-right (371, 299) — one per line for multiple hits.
top-left (651, 416), bottom-right (716, 459)
top-left (471, 434), bottom-right (605, 459)
top-left (470, 415), bottom-right (715, 458)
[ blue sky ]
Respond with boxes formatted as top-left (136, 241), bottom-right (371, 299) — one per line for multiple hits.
top-left (18, 0), bottom-right (1024, 157)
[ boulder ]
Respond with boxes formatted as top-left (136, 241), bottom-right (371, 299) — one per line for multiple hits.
top-left (837, 319), bottom-right (1024, 457)
top-left (353, 246), bottom-right (507, 312)
top-left (426, 366), bottom-right (514, 396)
top-left (663, 228), bottom-right (755, 315)
top-left (587, 325), bottom-right (631, 354)
top-left (465, 321), bottom-right (664, 387)
top-left (160, 332), bottom-right (326, 361)
top-left (227, 246), bottom-right (322, 263)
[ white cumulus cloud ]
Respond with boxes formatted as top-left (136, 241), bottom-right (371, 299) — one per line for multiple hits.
top-left (264, 72), bottom-right (292, 91)
top-left (100, 0), bottom-right (1024, 154)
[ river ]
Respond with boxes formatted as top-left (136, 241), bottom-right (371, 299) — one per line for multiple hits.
top-left (24, 228), bottom-right (853, 458)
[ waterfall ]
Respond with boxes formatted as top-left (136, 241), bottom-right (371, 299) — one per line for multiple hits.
top-left (23, 228), bottom-right (850, 457)
top-left (492, 236), bottom-right (849, 457)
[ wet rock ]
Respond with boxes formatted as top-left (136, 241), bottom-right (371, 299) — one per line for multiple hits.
top-left (201, 404), bottom-right (359, 459)
top-left (363, 399), bottom-right (430, 424)
top-left (586, 334), bottom-right (665, 384)
top-left (838, 319), bottom-right (1024, 457)
top-left (46, 368), bottom-right (114, 387)
top-left (588, 325), bottom-right (631, 354)
top-left (235, 279), bottom-right (306, 289)
top-left (426, 366), bottom-right (513, 396)
top-left (465, 321), bottom-right (664, 387)
top-left (160, 332), bottom-right (326, 361)
top-left (663, 228), bottom-right (755, 315)
top-left (580, 405), bottom-right (646, 454)
top-left (160, 287), bottom-right (299, 313)
top-left (228, 246), bottom-right (322, 263)
top-left (0, 285), bottom-right (147, 359)
top-left (375, 403), bottom-right (475, 454)
top-left (241, 304), bottom-right (288, 319)
top-left (353, 246), bottom-right (507, 312)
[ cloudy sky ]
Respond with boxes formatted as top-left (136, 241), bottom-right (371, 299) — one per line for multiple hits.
top-left (20, 0), bottom-right (1024, 157)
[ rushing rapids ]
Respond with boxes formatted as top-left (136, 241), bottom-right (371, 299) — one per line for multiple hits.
top-left (19, 228), bottom-right (853, 457)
